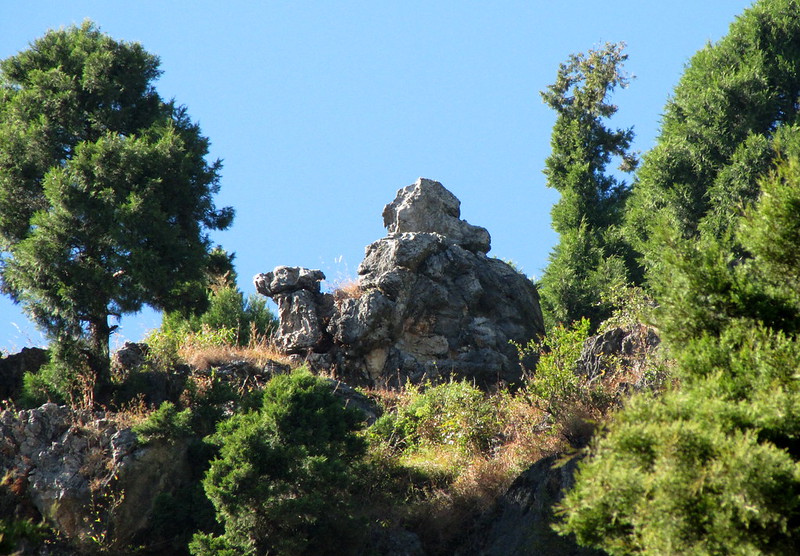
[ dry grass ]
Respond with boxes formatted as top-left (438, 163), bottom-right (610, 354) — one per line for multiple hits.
top-left (331, 278), bottom-right (363, 305)
top-left (112, 394), bottom-right (152, 429)
top-left (178, 335), bottom-right (292, 372)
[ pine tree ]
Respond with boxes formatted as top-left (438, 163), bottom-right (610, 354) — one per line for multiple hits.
top-left (556, 124), bottom-right (800, 556)
top-left (625, 0), bottom-right (800, 268)
top-left (0, 22), bottom-right (233, 401)
top-left (538, 42), bottom-right (638, 329)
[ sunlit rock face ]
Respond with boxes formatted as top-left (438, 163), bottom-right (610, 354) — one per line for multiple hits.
top-left (255, 178), bottom-right (544, 389)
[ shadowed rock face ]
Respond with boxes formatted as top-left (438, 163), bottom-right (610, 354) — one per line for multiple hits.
top-left (0, 403), bottom-right (190, 550)
top-left (255, 178), bottom-right (545, 389)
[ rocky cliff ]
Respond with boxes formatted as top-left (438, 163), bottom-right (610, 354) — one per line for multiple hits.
top-left (255, 178), bottom-right (545, 388)
top-left (0, 403), bottom-right (190, 551)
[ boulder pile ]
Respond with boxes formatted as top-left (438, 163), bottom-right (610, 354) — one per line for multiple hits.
top-left (255, 178), bottom-right (545, 389)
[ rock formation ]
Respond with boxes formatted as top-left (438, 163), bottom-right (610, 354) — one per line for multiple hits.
top-left (0, 347), bottom-right (49, 401)
top-left (0, 403), bottom-right (190, 550)
top-left (577, 325), bottom-right (662, 391)
top-left (255, 178), bottom-right (545, 389)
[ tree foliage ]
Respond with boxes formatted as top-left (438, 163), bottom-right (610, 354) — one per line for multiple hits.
top-left (191, 370), bottom-right (367, 555)
top-left (625, 0), bottom-right (800, 268)
top-left (557, 126), bottom-right (800, 554)
top-left (0, 22), bottom-right (233, 399)
top-left (538, 42), bottom-right (639, 329)
top-left (159, 249), bottom-right (277, 349)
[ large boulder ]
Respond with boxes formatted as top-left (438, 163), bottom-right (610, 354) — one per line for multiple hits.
top-left (255, 178), bottom-right (544, 389)
top-left (0, 403), bottom-right (191, 551)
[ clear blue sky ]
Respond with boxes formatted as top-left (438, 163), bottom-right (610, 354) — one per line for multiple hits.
top-left (0, 0), bottom-right (754, 352)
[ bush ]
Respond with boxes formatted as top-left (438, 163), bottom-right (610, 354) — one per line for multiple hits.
top-left (370, 380), bottom-right (500, 458)
top-left (19, 340), bottom-right (94, 409)
top-left (191, 369), bottom-right (367, 555)
top-left (132, 401), bottom-right (193, 444)
top-left (557, 124), bottom-right (800, 552)
top-left (0, 518), bottom-right (45, 554)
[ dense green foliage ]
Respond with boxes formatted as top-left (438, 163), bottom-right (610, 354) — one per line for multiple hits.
top-left (191, 370), bottom-right (367, 555)
top-left (0, 518), bottom-right (45, 554)
top-left (557, 127), bottom-right (800, 553)
top-left (554, 4), bottom-right (800, 551)
top-left (523, 318), bottom-right (590, 416)
top-left (625, 0), bottom-right (800, 269)
top-left (0, 22), bottom-right (233, 400)
top-left (538, 43), bottom-right (639, 329)
top-left (370, 380), bottom-right (499, 458)
top-left (132, 401), bottom-right (193, 444)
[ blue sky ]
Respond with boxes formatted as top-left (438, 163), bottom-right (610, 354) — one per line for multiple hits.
top-left (0, 0), bottom-right (754, 352)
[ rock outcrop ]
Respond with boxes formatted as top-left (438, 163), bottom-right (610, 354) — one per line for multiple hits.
top-left (255, 178), bottom-right (545, 388)
top-left (0, 347), bottom-right (49, 401)
top-left (577, 325), bottom-right (662, 391)
top-left (464, 454), bottom-right (602, 555)
top-left (0, 403), bottom-right (190, 550)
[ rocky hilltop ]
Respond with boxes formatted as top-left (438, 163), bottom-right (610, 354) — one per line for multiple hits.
top-left (255, 178), bottom-right (545, 389)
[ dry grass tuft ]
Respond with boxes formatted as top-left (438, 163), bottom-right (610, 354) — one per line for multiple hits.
top-left (332, 278), bottom-right (363, 305)
top-left (112, 394), bottom-right (152, 429)
top-left (178, 335), bottom-right (293, 372)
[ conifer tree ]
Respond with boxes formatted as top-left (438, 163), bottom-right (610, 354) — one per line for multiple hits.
top-left (0, 22), bottom-right (233, 400)
top-left (557, 128), bottom-right (800, 555)
top-left (625, 0), bottom-right (800, 268)
top-left (538, 43), bottom-right (638, 329)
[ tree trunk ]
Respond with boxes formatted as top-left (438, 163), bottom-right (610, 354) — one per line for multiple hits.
top-left (89, 315), bottom-right (112, 404)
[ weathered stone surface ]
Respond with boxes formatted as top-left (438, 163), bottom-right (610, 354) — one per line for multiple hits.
top-left (0, 403), bottom-right (190, 550)
top-left (577, 325), bottom-right (661, 389)
top-left (255, 179), bottom-right (544, 389)
top-left (383, 178), bottom-right (491, 253)
top-left (254, 268), bottom-right (334, 354)
top-left (254, 266), bottom-right (326, 296)
top-left (110, 342), bottom-right (148, 375)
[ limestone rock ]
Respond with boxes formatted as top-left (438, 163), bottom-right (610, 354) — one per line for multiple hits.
top-left (254, 266), bottom-right (333, 354)
top-left (383, 178), bottom-right (491, 253)
top-left (577, 325), bottom-right (661, 390)
top-left (0, 403), bottom-right (190, 551)
top-left (255, 179), bottom-right (544, 389)
top-left (111, 342), bottom-right (148, 375)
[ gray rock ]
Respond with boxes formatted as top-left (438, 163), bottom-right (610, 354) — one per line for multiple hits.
top-left (383, 178), bottom-right (491, 254)
top-left (254, 265), bottom-right (326, 296)
top-left (111, 342), bottom-right (148, 375)
top-left (255, 179), bottom-right (544, 389)
top-left (577, 325), bottom-right (661, 389)
top-left (463, 454), bottom-right (602, 555)
top-left (0, 347), bottom-right (49, 401)
top-left (0, 403), bottom-right (190, 551)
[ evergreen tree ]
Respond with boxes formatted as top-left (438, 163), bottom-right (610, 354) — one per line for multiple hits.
top-left (191, 370), bottom-right (366, 555)
top-left (556, 126), bottom-right (800, 555)
top-left (0, 22), bottom-right (233, 400)
top-left (625, 0), bottom-right (800, 269)
top-left (538, 42), bottom-right (638, 329)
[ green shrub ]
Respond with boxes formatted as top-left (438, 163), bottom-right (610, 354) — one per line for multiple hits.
top-left (191, 369), bottom-right (367, 555)
top-left (132, 401), bottom-right (193, 444)
top-left (159, 283), bottom-right (276, 352)
top-left (19, 341), bottom-right (95, 408)
top-left (558, 117), bottom-right (800, 552)
top-left (370, 380), bottom-right (500, 457)
top-left (0, 518), bottom-right (46, 554)
top-left (516, 318), bottom-right (590, 417)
